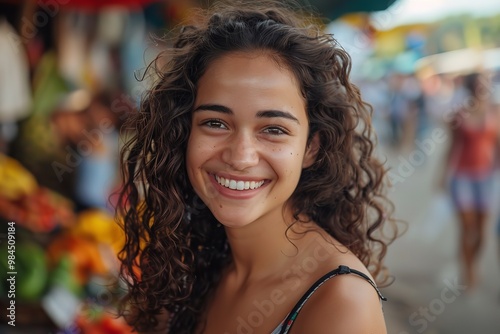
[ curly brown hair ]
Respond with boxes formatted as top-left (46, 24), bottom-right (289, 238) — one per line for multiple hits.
top-left (117, 1), bottom-right (396, 332)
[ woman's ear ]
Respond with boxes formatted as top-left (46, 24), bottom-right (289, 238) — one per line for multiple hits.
top-left (302, 133), bottom-right (320, 168)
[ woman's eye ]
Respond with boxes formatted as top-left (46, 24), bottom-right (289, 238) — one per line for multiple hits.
top-left (263, 126), bottom-right (287, 135)
top-left (202, 119), bottom-right (227, 129)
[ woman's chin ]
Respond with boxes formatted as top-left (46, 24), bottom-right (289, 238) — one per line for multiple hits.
top-left (210, 210), bottom-right (256, 229)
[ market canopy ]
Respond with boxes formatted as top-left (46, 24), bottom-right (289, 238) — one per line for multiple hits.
top-left (372, 0), bottom-right (500, 30)
top-left (57, 0), bottom-right (397, 15)
top-left (59, 0), bottom-right (159, 11)
top-left (298, 0), bottom-right (398, 21)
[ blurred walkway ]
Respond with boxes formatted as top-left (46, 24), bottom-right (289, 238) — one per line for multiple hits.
top-left (379, 126), bottom-right (500, 334)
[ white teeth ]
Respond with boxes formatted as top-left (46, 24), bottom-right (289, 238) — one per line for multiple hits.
top-left (215, 175), bottom-right (265, 191)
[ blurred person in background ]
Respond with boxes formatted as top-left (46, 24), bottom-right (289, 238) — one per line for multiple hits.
top-left (443, 71), bottom-right (499, 290)
top-left (356, 74), bottom-right (391, 146)
top-left (117, 1), bottom-right (396, 333)
top-left (50, 91), bottom-right (121, 212)
top-left (492, 68), bottom-right (500, 292)
top-left (387, 71), bottom-right (423, 151)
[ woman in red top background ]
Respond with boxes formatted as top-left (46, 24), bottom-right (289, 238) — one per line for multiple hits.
top-left (446, 72), bottom-right (500, 289)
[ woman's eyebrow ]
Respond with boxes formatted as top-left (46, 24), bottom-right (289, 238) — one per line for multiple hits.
top-left (256, 110), bottom-right (300, 124)
top-left (193, 104), bottom-right (232, 114)
top-left (193, 104), bottom-right (300, 124)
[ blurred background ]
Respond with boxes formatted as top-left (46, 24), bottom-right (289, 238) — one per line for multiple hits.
top-left (0, 0), bottom-right (499, 333)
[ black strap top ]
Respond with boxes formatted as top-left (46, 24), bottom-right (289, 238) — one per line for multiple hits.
top-left (276, 265), bottom-right (387, 334)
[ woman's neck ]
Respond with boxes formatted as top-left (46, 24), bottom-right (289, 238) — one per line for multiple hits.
top-left (223, 208), bottom-right (322, 285)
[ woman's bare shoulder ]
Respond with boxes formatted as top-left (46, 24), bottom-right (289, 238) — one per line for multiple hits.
top-left (288, 255), bottom-right (387, 334)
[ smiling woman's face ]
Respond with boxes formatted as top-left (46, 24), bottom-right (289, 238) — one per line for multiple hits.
top-left (186, 51), bottom-right (317, 228)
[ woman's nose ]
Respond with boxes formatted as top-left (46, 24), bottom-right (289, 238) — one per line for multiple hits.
top-left (222, 132), bottom-right (259, 170)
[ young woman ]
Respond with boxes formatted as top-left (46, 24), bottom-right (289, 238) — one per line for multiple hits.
top-left (117, 2), bottom-right (395, 333)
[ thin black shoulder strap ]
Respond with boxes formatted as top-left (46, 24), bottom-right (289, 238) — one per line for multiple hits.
top-left (278, 265), bottom-right (387, 334)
